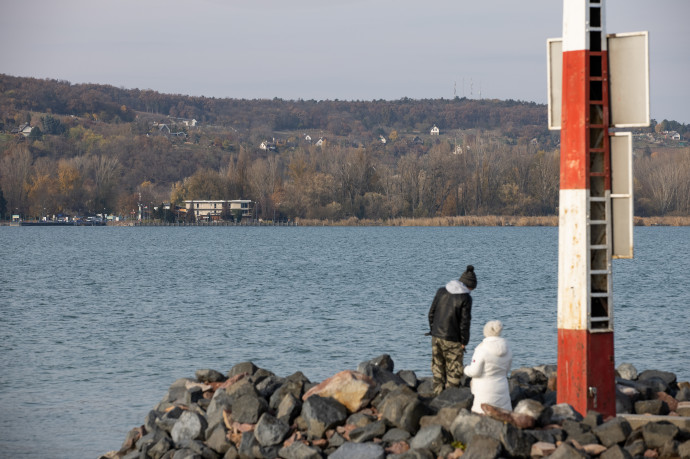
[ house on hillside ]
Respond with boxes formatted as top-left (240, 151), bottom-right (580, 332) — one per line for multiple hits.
top-left (430, 125), bottom-right (440, 135)
top-left (379, 135), bottom-right (387, 144)
top-left (304, 134), bottom-right (312, 142)
top-left (316, 137), bottom-right (325, 147)
top-left (260, 140), bottom-right (277, 151)
top-left (14, 123), bottom-right (33, 137)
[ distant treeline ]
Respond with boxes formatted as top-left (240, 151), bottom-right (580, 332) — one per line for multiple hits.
top-left (0, 74), bottom-right (688, 222)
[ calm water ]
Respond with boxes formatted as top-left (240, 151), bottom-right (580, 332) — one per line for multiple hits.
top-left (0, 226), bottom-right (688, 458)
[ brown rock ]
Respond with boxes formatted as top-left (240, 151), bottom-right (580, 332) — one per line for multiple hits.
top-left (302, 370), bottom-right (378, 413)
top-left (446, 448), bottom-right (464, 459)
top-left (336, 423), bottom-right (357, 441)
top-left (582, 444), bottom-right (607, 455)
top-left (643, 449), bottom-right (659, 458)
top-left (656, 391), bottom-right (679, 412)
top-left (531, 441), bottom-right (557, 457)
top-left (385, 441), bottom-right (410, 455)
top-left (217, 372), bottom-right (248, 391)
top-left (548, 376), bottom-right (558, 392)
top-left (481, 404), bottom-right (535, 429)
top-left (311, 438), bottom-right (328, 447)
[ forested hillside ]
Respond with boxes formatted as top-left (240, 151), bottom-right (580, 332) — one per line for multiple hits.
top-left (1, 74), bottom-right (688, 221)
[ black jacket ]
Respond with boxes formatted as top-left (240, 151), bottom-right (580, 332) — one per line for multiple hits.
top-left (428, 282), bottom-right (472, 345)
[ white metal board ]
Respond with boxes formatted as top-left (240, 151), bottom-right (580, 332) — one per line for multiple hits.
top-left (547, 38), bottom-right (563, 130)
top-left (611, 132), bottom-right (634, 259)
top-left (608, 32), bottom-right (650, 128)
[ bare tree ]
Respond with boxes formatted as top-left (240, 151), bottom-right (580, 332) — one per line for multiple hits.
top-left (0, 145), bottom-right (32, 215)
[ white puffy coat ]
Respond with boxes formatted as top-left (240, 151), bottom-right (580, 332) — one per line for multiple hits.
top-left (464, 336), bottom-right (513, 413)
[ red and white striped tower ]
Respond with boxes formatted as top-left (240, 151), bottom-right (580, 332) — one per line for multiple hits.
top-left (557, 0), bottom-right (616, 417)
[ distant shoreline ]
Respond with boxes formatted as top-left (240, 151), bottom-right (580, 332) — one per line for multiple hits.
top-left (4, 216), bottom-right (689, 227)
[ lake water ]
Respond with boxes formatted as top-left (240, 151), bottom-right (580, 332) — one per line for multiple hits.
top-left (0, 226), bottom-right (688, 458)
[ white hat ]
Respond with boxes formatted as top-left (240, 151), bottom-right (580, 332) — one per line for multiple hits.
top-left (483, 320), bottom-right (503, 337)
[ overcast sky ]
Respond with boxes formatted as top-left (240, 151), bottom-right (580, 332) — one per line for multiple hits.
top-left (1, 0), bottom-right (688, 123)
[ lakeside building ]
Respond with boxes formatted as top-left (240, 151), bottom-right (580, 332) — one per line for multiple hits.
top-left (184, 200), bottom-right (252, 221)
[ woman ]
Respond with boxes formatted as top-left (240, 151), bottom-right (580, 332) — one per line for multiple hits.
top-left (464, 320), bottom-right (513, 413)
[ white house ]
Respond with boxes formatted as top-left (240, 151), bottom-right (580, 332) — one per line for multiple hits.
top-left (184, 200), bottom-right (252, 220)
top-left (430, 125), bottom-right (440, 135)
top-left (316, 137), bottom-right (325, 147)
top-left (379, 135), bottom-right (387, 144)
top-left (304, 134), bottom-right (312, 142)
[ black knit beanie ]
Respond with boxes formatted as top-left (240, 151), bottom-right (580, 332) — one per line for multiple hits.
top-left (459, 265), bottom-right (477, 289)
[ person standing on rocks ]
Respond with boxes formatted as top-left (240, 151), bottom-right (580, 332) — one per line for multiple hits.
top-left (464, 320), bottom-right (513, 413)
top-left (428, 265), bottom-right (476, 395)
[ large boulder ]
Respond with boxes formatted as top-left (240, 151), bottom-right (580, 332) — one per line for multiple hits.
top-left (254, 413), bottom-right (290, 447)
top-left (378, 386), bottom-right (429, 434)
top-left (616, 363), bottom-right (638, 381)
top-left (227, 361), bottom-right (258, 378)
top-left (195, 369), bottom-right (226, 384)
top-left (269, 372), bottom-right (310, 410)
top-left (634, 399), bottom-right (669, 415)
top-left (593, 417), bottom-right (632, 447)
top-left (300, 395), bottom-right (348, 439)
top-left (409, 424), bottom-right (451, 454)
top-left (276, 392), bottom-right (302, 425)
top-left (539, 403), bottom-right (583, 426)
top-left (302, 370), bottom-right (378, 413)
top-left (641, 421), bottom-right (680, 450)
top-left (278, 441), bottom-right (322, 459)
top-left (473, 414), bottom-right (535, 458)
top-left (463, 435), bottom-right (502, 459)
top-left (349, 420), bottom-right (387, 443)
top-left (449, 409), bottom-right (482, 445)
top-left (330, 442), bottom-right (385, 459)
top-left (429, 386), bottom-right (473, 411)
top-left (358, 354), bottom-right (395, 372)
top-left (171, 411), bottom-right (208, 445)
top-left (231, 393), bottom-right (268, 424)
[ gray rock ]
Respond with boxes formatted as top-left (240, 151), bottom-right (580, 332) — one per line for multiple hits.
top-left (514, 398), bottom-right (545, 420)
top-left (562, 419), bottom-right (598, 445)
top-left (346, 411), bottom-right (375, 428)
top-left (449, 409), bottom-right (482, 445)
top-left (638, 369), bottom-right (677, 387)
top-left (237, 430), bottom-right (261, 459)
top-left (196, 369), bottom-right (226, 383)
top-left (616, 388), bottom-right (634, 414)
top-left (254, 413), bottom-right (290, 447)
top-left (205, 391), bottom-right (233, 431)
top-left (463, 435), bottom-right (502, 459)
top-left (205, 424), bottom-right (231, 455)
top-left (594, 417), bottom-right (632, 447)
top-left (161, 378), bottom-right (196, 405)
top-left (616, 363), bottom-right (638, 381)
top-left (388, 448), bottom-right (434, 459)
top-left (231, 393), bottom-right (268, 424)
top-left (357, 354), bottom-right (395, 373)
top-left (328, 431), bottom-right (346, 448)
top-left (255, 375), bottom-right (283, 399)
top-left (641, 421), bottom-right (680, 449)
top-left (534, 364), bottom-right (558, 380)
top-left (409, 424), bottom-right (451, 454)
top-left (539, 403), bottom-right (584, 425)
top-left (185, 439), bottom-right (222, 459)
top-left (429, 386), bottom-right (473, 411)
top-left (397, 370), bottom-right (418, 388)
top-left (185, 386), bottom-right (204, 405)
top-left (171, 411), bottom-right (208, 445)
top-left (276, 392), bottom-right (301, 425)
top-left (382, 427), bottom-right (411, 444)
top-left (156, 406), bottom-right (185, 433)
top-left (511, 367), bottom-right (548, 386)
top-left (600, 444), bottom-right (633, 459)
top-left (582, 410), bottom-right (603, 428)
top-left (224, 378), bottom-right (259, 403)
top-left (525, 428), bottom-right (556, 444)
top-left (300, 395), bottom-right (347, 439)
top-left (227, 361), bottom-right (258, 378)
top-left (548, 441), bottom-right (589, 458)
top-left (358, 363), bottom-right (406, 387)
top-left (634, 399), bottom-right (669, 415)
top-left (624, 438), bottom-right (645, 457)
top-left (474, 415), bottom-right (535, 457)
top-left (278, 441), bottom-right (322, 459)
top-left (678, 439), bottom-right (690, 459)
top-left (269, 374), bottom-right (308, 410)
top-left (415, 378), bottom-right (435, 398)
top-left (349, 420), bottom-right (387, 443)
top-left (329, 442), bottom-right (385, 459)
top-left (147, 435), bottom-right (173, 459)
top-left (379, 386), bottom-right (429, 434)
top-left (659, 439), bottom-right (680, 458)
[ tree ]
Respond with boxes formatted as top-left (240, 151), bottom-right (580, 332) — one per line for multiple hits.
top-left (0, 187), bottom-right (7, 220)
top-left (0, 145), bottom-right (32, 215)
top-left (185, 201), bottom-right (196, 223)
top-left (41, 115), bottom-right (66, 135)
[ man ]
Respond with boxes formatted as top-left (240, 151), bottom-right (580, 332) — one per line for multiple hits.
top-left (428, 265), bottom-right (476, 395)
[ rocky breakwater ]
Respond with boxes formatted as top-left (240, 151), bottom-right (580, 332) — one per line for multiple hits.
top-left (101, 355), bottom-right (690, 459)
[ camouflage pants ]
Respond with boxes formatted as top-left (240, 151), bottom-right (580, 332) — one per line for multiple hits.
top-left (431, 337), bottom-right (465, 395)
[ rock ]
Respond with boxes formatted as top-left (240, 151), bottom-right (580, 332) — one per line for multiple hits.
top-left (276, 392), bottom-right (301, 425)
top-left (329, 442), bottom-right (385, 459)
top-left (227, 361), bottom-right (258, 378)
top-left (678, 440), bottom-right (690, 459)
top-left (429, 386), bottom-right (473, 411)
top-left (638, 370), bottom-right (677, 387)
top-left (656, 391), bottom-right (679, 412)
top-left (389, 447), bottom-right (435, 458)
top-left (473, 415), bottom-right (536, 458)
top-left (397, 370), bottom-right (418, 389)
top-left (562, 419), bottom-right (598, 445)
top-left (641, 421), bottom-right (680, 450)
top-left (635, 399), bottom-right (669, 415)
top-left (205, 424), bottom-right (231, 455)
top-left (237, 430), bottom-right (261, 459)
top-left (616, 387), bottom-right (635, 414)
top-left (358, 354), bottom-right (395, 373)
top-left (582, 443), bottom-right (607, 455)
top-left (231, 393), bottom-right (268, 424)
top-left (409, 424), bottom-right (451, 454)
top-left (349, 420), bottom-right (387, 443)
top-left (582, 411), bottom-right (603, 429)
top-left (419, 406), bottom-right (462, 431)
top-left (482, 403), bottom-right (536, 429)
top-left (385, 440), bottom-right (410, 455)
top-left (300, 395), bottom-right (348, 439)
top-left (659, 439), bottom-right (680, 458)
top-left (616, 363), bottom-right (639, 381)
top-left (184, 439), bottom-right (221, 459)
top-left (594, 417), bottom-right (632, 447)
top-left (415, 378), bottom-right (435, 398)
top-left (511, 366), bottom-right (548, 385)
top-left (302, 370), bottom-right (378, 413)
top-left (254, 413), bottom-right (290, 447)
top-left (255, 375), bottom-right (284, 400)
top-left (378, 386), bottom-right (429, 434)
top-left (531, 441), bottom-right (557, 457)
top-left (677, 386), bottom-right (690, 402)
top-left (548, 441), bottom-right (589, 458)
top-left (196, 369), bottom-right (227, 384)
top-left (678, 401), bottom-right (690, 416)
top-left (624, 438), bottom-right (646, 457)
top-left (277, 441), bottom-right (322, 459)
top-left (147, 436), bottom-right (173, 459)
top-left (514, 398), bottom-right (545, 420)
top-left (171, 411), bottom-right (208, 445)
top-left (358, 363), bottom-right (406, 387)
top-left (449, 409), bottom-right (482, 445)
top-left (600, 444), bottom-right (633, 459)
top-left (269, 373), bottom-right (309, 410)
top-left (463, 435), bottom-right (502, 459)
top-left (539, 403), bottom-right (584, 425)
top-left (346, 411), bottom-right (375, 428)
top-left (383, 428), bottom-right (412, 444)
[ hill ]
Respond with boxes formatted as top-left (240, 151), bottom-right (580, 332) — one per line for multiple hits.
top-left (0, 74), bottom-right (688, 221)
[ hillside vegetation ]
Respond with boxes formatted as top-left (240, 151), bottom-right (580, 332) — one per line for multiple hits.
top-left (1, 74), bottom-right (688, 221)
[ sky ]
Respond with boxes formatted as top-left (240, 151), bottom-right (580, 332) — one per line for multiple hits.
top-left (1, 0), bottom-right (688, 123)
